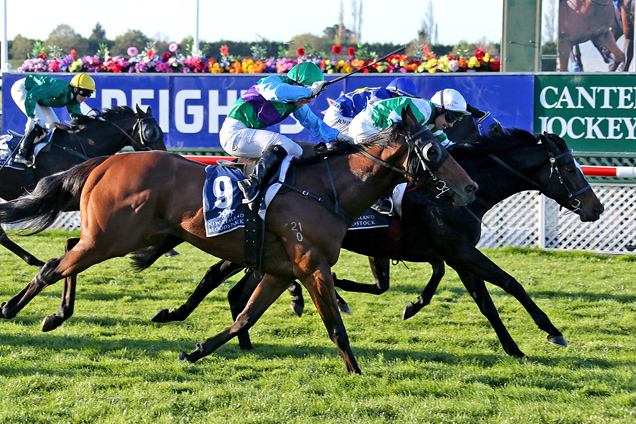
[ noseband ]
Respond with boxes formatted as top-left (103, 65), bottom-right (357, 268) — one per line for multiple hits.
top-left (488, 146), bottom-right (591, 212)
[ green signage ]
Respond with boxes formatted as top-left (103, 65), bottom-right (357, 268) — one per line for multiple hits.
top-left (535, 74), bottom-right (636, 153)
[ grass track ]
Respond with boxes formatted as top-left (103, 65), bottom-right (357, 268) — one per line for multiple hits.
top-left (0, 230), bottom-right (635, 423)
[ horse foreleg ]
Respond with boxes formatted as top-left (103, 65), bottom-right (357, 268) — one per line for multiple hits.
top-left (287, 281), bottom-right (305, 317)
top-left (153, 260), bottom-right (244, 323)
top-left (41, 238), bottom-right (80, 332)
top-left (301, 264), bottom-right (361, 374)
top-left (334, 256), bottom-right (391, 295)
top-left (454, 269), bottom-right (526, 358)
top-left (447, 249), bottom-right (566, 349)
top-left (180, 273), bottom-right (290, 364)
top-left (403, 261), bottom-right (445, 320)
top-left (0, 227), bottom-right (45, 268)
top-left (227, 270), bottom-right (262, 350)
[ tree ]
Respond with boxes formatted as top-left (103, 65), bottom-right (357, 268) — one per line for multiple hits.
top-left (45, 24), bottom-right (89, 56)
top-left (9, 34), bottom-right (34, 60)
top-left (418, 1), bottom-right (438, 45)
top-left (350, 0), bottom-right (363, 43)
top-left (111, 29), bottom-right (150, 56)
top-left (543, 0), bottom-right (557, 43)
top-left (87, 23), bottom-right (112, 56)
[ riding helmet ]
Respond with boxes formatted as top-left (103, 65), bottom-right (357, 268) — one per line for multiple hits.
top-left (287, 62), bottom-right (324, 87)
top-left (70, 73), bottom-right (96, 91)
top-left (386, 78), bottom-right (419, 98)
top-left (431, 89), bottom-right (471, 115)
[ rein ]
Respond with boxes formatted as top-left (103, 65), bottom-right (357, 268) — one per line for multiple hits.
top-left (487, 147), bottom-right (591, 212)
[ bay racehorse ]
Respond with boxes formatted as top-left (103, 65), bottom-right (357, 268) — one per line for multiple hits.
top-left (0, 106), bottom-right (477, 374)
top-left (0, 105), bottom-right (165, 267)
top-left (143, 129), bottom-right (603, 359)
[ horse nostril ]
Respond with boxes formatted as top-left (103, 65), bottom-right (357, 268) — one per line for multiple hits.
top-left (465, 183), bottom-right (479, 194)
top-left (594, 204), bottom-right (605, 216)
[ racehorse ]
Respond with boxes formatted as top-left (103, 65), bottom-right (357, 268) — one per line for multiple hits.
top-left (0, 105), bottom-right (166, 267)
top-left (558, 0), bottom-right (626, 71)
top-left (0, 106), bottom-right (478, 374)
top-left (143, 128), bottom-right (603, 359)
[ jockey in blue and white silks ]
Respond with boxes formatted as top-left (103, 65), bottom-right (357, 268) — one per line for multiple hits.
top-left (323, 77), bottom-right (419, 134)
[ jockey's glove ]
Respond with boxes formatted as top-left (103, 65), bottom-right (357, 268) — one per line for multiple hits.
top-left (310, 80), bottom-right (328, 97)
top-left (336, 133), bottom-right (354, 144)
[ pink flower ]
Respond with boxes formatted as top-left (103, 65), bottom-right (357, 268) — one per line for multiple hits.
top-left (127, 47), bottom-right (138, 56)
top-left (169, 42), bottom-right (179, 52)
top-left (71, 49), bottom-right (77, 59)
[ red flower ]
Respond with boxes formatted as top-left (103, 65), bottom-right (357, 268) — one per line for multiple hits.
top-left (475, 48), bottom-right (486, 61)
top-left (38, 53), bottom-right (46, 59)
top-left (220, 45), bottom-right (229, 56)
top-left (71, 49), bottom-right (77, 59)
top-left (162, 52), bottom-right (172, 60)
top-left (332, 45), bottom-right (342, 55)
top-left (296, 47), bottom-right (306, 56)
top-left (348, 46), bottom-right (356, 57)
top-left (147, 49), bottom-right (155, 59)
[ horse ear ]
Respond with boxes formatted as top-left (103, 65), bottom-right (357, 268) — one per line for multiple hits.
top-left (136, 104), bottom-right (146, 117)
top-left (401, 104), bottom-right (419, 134)
top-left (146, 105), bottom-right (153, 116)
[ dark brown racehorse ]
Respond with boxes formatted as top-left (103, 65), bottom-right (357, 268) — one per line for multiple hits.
top-left (0, 105), bottom-right (165, 267)
top-left (144, 129), bottom-right (603, 359)
top-left (0, 106), bottom-right (477, 374)
top-left (559, 0), bottom-right (626, 71)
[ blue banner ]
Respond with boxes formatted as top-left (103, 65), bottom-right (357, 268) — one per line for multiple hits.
top-left (2, 73), bottom-right (534, 149)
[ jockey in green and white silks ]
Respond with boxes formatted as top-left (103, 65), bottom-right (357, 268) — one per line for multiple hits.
top-left (219, 62), bottom-right (353, 203)
top-left (348, 88), bottom-right (471, 147)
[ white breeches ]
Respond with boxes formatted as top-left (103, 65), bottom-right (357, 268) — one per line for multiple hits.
top-left (220, 117), bottom-right (303, 158)
top-left (348, 114), bottom-right (381, 144)
top-left (11, 78), bottom-right (59, 128)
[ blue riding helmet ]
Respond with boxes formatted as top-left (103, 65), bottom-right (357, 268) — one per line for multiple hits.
top-left (386, 78), bottom-right (419, 98)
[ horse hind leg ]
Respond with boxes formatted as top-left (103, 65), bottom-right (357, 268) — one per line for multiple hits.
top-left (0, 227), bottom-right (45, 268)
top-left (41, 238), bottom-right (80, 332)
top-left (180, 273), bottom-right (291, 363)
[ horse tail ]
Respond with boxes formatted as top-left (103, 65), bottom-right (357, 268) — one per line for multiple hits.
top-left (0, 156), bottom-right (110, 234)
top-left (130, 235), bottom-right (184, 272)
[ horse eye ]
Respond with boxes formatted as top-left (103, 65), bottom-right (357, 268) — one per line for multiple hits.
top-left (422, 143), bottom-right (441, 162)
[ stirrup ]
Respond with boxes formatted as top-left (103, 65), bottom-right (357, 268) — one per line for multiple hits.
top-left (14, 153), bottom-right (32, 166)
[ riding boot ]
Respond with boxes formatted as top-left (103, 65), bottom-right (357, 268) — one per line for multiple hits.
top-left (14, 128), bottom-right (40, 166)
top-left (237, 145), bottom-right (288, 204)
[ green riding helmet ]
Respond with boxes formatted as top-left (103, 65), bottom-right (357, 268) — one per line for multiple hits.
top-left (287, 62), bottom-right (324, 87)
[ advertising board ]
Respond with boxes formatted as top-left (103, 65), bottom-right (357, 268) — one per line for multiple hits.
top-left (2, 73), bottom-right (534, 149)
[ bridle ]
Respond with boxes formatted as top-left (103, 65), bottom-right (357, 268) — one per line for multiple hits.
top-left (352, 125), bottom-right (452, 197)
top-left (487, 141), bottom-right (591, 212)
top-left (99, 114), bottom-right (160, 151)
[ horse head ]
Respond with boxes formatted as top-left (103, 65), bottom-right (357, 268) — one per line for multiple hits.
top-left (132, 104), bottom-right (166, 151)
top-left (539, 132), bottom-right (604, 222)
top-left (400, 105), bottom-right (478, 206)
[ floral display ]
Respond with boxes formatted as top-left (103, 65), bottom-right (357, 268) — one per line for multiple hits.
top-left (16, 43), bottom-right (500, 74)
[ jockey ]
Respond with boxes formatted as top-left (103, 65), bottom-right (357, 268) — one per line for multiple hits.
top-left (11, 73), bottom-right (95, 166)
top-left (220, 62), bottom-right (353, 204)
top-left (323, 77), bottom-right (419, 133)
top-left (348, 88), bottom-right (471, 147)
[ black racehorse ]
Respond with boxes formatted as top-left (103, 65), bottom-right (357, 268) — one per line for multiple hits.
top-left (140, 127), bottom-right (603, 359)
top-left (0, 105), bottom-right (165, 267)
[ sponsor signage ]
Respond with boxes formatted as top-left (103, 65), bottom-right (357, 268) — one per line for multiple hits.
top-left (535, 74), bottom-right (636, 153)
top-left (2, 73), bottom-right (533, 149)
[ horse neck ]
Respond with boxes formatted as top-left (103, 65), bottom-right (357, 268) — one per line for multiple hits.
top-left (331, 142), bottom-right (408, 218)
top-left (464, 147), bottom-right (545, 216)
top-left (71, 116), bottom-right (138, 158)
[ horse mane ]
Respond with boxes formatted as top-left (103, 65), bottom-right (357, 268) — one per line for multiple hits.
top-left (70, 105), bottom-right (135, 126)
top-left (448, 128), bottom-right (540, 159)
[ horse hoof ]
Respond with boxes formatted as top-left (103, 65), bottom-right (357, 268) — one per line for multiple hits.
top-left (290, 303), bottom-right (303, 317)
top-left (164, 249), bottom-right (180, 257)
top-left (338, 303), bottom-right (352, 315)
top-left (152, 309), bottom-right (169, 322)
top-left (178, 352), bottom-right (193, 363)
top-left (41, 314), bottom-right (62, 332)
top-left (402, 303), bottom-right (416, 320)
top-left (547, 334), bottom-right (568, 347)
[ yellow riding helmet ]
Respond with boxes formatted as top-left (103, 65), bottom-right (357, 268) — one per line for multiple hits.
top-left (70, 73), bottom-right (96, 91)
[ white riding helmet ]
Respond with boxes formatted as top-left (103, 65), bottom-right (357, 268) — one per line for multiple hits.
top-left (431, 89), bottom-right (471, 116)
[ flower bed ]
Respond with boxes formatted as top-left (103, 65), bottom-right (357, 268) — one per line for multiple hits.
top-left (17, 43), bottom-right (500, 74)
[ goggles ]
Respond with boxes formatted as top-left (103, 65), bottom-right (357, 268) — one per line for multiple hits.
top-left (78, 89), bottom-right (94, 97)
